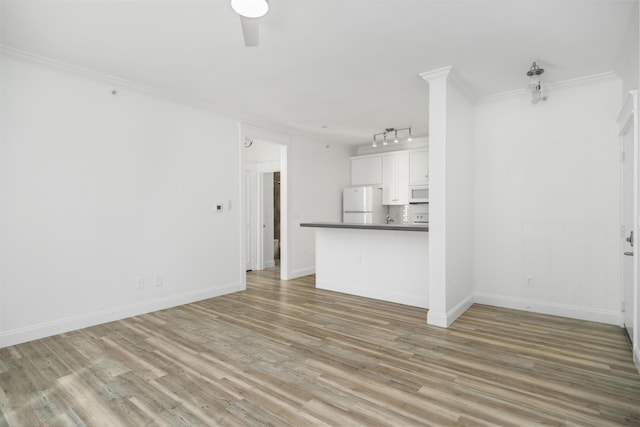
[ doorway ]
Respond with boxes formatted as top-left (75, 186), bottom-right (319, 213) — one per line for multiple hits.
top-left (261, 172), bottom-right (280, 269)
top-left (241, 126), bottom-right (289, 282)
top-left (273, 172), bottom-right (281, 266)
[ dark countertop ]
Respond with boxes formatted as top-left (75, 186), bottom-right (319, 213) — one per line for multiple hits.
top-left (300, 222), bottom-right (429, 232)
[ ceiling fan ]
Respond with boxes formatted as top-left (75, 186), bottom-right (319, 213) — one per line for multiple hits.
top-left (230, 0), bottom-right (269, 47)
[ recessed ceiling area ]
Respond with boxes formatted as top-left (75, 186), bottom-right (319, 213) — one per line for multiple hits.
top-left (1, 0), bottom-right (635, 145)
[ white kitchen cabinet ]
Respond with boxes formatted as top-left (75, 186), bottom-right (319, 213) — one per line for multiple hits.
top-left (350, 155), bottom-right (382, 186)
top-left (409, 149), bottom-right (429, 185)
top-left (382, 152), bottom-right (410, 205)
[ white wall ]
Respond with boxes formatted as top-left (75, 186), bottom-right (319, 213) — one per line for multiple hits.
top-left (473, 76), bottom-right (622, 324)
top-left (288, 138), bottom-right (351, 278)
top-left (243, 139), bottom-right (281, 164)
top-left (444, 77), bottom-right (475, 316)
top-left (0, 53), bottom-right (243, 346)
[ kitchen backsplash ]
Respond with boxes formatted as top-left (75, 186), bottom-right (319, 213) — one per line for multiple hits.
top-left (387, 203), bottom-right (428, 224)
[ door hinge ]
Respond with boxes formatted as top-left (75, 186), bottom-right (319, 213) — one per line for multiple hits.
top-left (621, 150), bottom-right (626, 163)
top-left (621, 301), bottom-right (626, 312)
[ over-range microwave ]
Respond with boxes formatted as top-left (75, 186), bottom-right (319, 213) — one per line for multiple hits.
top-left (409, 185), bottom-right (429, 203)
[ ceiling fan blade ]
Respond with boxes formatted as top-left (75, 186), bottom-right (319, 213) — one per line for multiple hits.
top-left (240, 16), bottom-right (260, 47)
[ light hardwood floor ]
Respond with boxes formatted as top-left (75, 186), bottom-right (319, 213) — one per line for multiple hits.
top-left (1, 268), bottom-right (640, 426)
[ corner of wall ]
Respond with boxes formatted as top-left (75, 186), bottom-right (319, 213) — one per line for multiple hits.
top-left (426, 310), bottom-right (448, 328)
top-left (427, 293), bottom-right (474, 328)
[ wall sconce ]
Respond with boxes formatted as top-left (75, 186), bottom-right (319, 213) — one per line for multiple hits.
top-left (372, 127), bottom-right (412, 148)
top-left (527, 61), bottom-right (545, 104)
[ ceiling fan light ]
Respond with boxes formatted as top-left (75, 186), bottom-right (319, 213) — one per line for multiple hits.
top-left (231, 0), bottom-right (269, 18)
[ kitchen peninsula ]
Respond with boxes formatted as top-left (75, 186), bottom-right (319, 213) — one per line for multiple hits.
top-left (300, 222), bottom-right (429, 308)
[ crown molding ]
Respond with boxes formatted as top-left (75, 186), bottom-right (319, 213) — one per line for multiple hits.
top-left (0, 45), bottom-right (341, 145)
top-left (419, 65), bottom-right (453, 83)
top-left (477, 71), bottom-right (620, 104)
top-left (1, 46), bottom-right (232, 114)
top-left (419, 65), bottom-right (477, 102)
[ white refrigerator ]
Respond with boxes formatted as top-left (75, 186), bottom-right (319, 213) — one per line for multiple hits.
top-left (343, 186), bottom-right (384, 224)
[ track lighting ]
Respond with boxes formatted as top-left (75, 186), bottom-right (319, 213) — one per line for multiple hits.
top-left (371, 127), bottom-right (412, 148)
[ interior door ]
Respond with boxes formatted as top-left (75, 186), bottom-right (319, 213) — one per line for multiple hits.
top-left (622, 129), bottom-right (634, 341)
top-left (262, 172), bottom-right (275, 269)
top-left (244, 169), bottom-right (256, 271)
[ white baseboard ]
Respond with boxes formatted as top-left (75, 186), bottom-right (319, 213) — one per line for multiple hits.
top-left (427, 293), bottom-right (474, 328)
top-left (447, 294), bottom-right (475, 325)
top-left (0, 282), bottom-right (243, 348)
top-left (427, 310), bottom-right (448, 327)
top-left (634, 346), bottom-right (640, 375)
top-left (264, 260), bottom-right (275, 269)
top-left (316, 279), bottom-right (428, 308)
top-left (288, 266), bottom-right (315, 279)
top-left (474, 292), bottom-right (620, 325)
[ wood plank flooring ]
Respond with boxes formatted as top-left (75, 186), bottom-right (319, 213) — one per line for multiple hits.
top-left (1, 268), bottom-right (640, 426)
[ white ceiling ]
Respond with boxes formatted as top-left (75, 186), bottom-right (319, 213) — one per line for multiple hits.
top-left (1, 0), bottom-right (636, 145)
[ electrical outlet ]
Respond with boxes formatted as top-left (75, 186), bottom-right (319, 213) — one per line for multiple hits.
top-left (525, 276), bottom-right (533, 287)
top-left (136, 277), bottom-right (145, 290)
top-left (155, 276), bottom-right (163, 287)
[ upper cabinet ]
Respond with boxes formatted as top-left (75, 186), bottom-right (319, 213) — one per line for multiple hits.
top-left (409, 149), bottom-right (429, 185)
top-left (382, 152), bottom-right (410, 205)
top-left (351, 148), bottom-right (427, 204)
top-left (350, 155), bottom-right (383, 186)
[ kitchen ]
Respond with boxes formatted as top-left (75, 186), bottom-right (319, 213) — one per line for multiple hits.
top-left (302, 140), bottom-right (431, 308)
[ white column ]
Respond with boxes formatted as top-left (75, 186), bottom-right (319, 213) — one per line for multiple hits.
top-left (420, 66), bottom-right (475, 327)
top-left (420, 67), bottom-right (450, 327)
